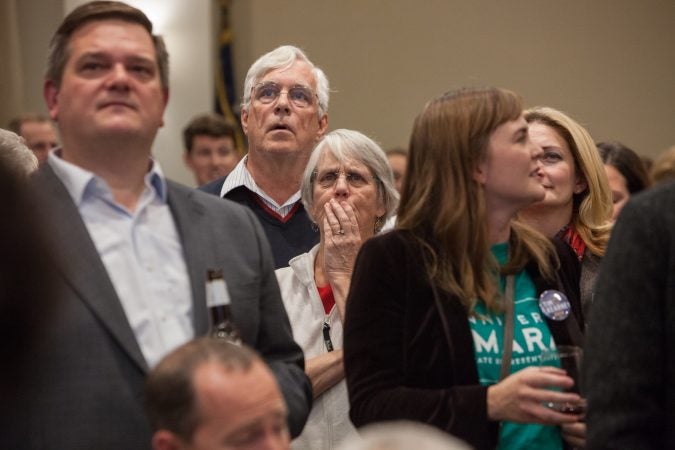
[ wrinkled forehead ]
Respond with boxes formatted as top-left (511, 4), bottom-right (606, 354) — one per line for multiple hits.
top-left (259, 59), bottom-right (317, 89)
top-left (316, 150), bottom-right (371, 173)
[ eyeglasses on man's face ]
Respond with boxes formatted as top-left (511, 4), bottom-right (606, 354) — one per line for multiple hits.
top-left (312, 169), bottom-right (378, 189)
top-left (253, 81), bottom-right (317, 108)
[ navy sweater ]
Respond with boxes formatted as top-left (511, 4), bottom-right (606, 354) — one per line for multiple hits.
top-left (200, 179), bottom-right (318, 268)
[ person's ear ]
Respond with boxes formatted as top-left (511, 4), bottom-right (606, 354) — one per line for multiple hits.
top-left (44, 80), bottom-right (60, 122)
top-left (241, 108), bottom-right (250, 136)
top-left (316, 114), bottom-right (328, 140)
top-left (473, 161), bottom-right (488, 185)
top-left (158, 87), bottom-right (170, 128)
top-left (573, 173), bottom-right (588, 194)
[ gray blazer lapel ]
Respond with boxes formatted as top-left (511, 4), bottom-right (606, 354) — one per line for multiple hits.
top-left (166, 181), bottom-right (210, 336)
top-left (35, 165), bottom-right (148, 372)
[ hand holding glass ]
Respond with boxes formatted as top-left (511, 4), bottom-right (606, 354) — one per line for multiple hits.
top-left (540, 345), bottom-right (586, 414)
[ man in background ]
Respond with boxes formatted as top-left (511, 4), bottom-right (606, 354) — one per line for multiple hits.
top-left (183, 113), bottom-right (240, 186)
top-left (8, 113), bottom-right (59, 165)
top-left (146, 338), bottom-right (290, 450)
top-left (201, 45), bottom-right (329, 268)
top-left (385, 147), bottom-right (408, 194)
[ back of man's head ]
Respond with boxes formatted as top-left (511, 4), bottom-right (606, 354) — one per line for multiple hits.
top-left (0, 129), bottom-right (38, 177)
top-left (145, 338), bottom-right (289, 450)
top-left (336, 421), bottom-right (471, 450)
top-left (145, 338), bottom-right (257, 440)
top-left (46, 0), bottom-right (169, 88)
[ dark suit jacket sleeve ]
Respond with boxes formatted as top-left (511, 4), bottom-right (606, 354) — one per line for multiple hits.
top-left (584, 189), bottom-right (673, 450)
top-left (241, 206), bottom-right (313, 437)
top-left (344, 233), bottom-right (497, 449)
top-left (198, 176), bottom-right (226, 196)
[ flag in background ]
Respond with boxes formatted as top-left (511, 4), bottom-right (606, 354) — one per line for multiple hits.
top-left (215, 0), bottom-right (245, 153)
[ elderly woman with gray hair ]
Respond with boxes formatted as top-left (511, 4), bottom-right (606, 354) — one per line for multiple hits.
top-left (276, 129), bottom-right (398, 450)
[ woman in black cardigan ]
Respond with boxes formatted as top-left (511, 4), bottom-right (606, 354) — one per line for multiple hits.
top-left (344, 87), bottom-right (586, 450)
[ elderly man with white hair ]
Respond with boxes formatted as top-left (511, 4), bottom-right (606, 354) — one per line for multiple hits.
top-left (202, 45), bottom-right (329, 269)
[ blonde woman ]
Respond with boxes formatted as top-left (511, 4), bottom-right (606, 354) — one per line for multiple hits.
top-left (519, 107), bottom-right (613, 316)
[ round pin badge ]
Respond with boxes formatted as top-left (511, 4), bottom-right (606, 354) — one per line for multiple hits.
top-left (538, 290), bottom-right (571, 321)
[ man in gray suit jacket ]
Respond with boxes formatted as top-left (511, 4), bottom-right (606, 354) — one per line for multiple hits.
top-left (5, 2), bottom-right (311, 448)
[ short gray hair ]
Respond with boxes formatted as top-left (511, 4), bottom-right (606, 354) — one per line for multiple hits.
top-left (0, 129), bottom-right (38, 177)
top-left (241, 45), bottom-right (329, 118)
top-left (301, 129), bottom-right (399, 223)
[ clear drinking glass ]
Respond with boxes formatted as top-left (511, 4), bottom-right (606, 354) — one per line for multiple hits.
top-left (539, 345), bottom-right (586, 414)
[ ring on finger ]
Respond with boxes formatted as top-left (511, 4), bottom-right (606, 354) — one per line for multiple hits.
top-left (337, 229), bottom-right (345, 235)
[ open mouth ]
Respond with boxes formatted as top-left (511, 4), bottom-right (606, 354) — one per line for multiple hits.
top-left (269, 123), bottom-right (292, 133)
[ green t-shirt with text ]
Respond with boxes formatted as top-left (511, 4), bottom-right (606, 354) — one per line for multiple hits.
top-left (469, 242), bottom-right (562, 450)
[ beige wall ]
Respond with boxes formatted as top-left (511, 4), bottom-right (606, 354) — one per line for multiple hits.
top-left (231, 0), bottom-right (675, 157)
top-left (4, 0), bottom-right (673, 183)
top-left (1, 0), bottom-right (61, 127)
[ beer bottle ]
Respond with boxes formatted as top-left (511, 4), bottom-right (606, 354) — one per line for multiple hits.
top-left (206, 269), bottom-right (242, 345)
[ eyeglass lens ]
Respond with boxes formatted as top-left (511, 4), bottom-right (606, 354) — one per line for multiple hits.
top-left (315, 171), bottom-right (373, 188)
top-left (254, 82), bottom-right (314, 107)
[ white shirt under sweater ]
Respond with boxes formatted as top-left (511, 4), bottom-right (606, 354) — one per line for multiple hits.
top-left (48, 151), bottom-right (193, 368)
top-left (220, 155), bottom-right (301, 218)
top-left (275, 245), bottom-right (358, 450)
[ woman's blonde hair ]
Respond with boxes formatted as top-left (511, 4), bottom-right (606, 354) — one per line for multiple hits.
top-left (397, 87), bottom-right (555, 313)
top-left (524, 107), bottom-right (613, 257)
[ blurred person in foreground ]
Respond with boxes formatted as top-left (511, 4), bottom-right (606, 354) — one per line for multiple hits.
top-left (0, 149), bottom-right (56, 410)
top-left (519, 107), bottom-right (613, 318)
top-left (8, 113), bottom-right (59, 165)
top-left (7, 2), bottom-right (309, 448)
top-left (146, 338), bottom-right (290, 450)
top-left (276, 129), bottom-right (398, 449)
top-left (344, 87), bottom-right (585, 450)
top-left (584, 180), bottom-right (675, 449)
top-left (596, 141), bottom-right (651, 221)
top-left (182, 113), bottom-right (240, 186)
top-left (0, 128), bottom-right (39, 176)
top-left (336, 421), bottom-right (471, 450)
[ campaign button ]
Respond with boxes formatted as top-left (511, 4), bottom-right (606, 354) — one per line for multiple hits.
top-left (539, 290), bottom-right (571, 321)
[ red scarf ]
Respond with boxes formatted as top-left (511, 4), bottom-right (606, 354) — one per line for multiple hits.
top-left (556, 223), bottom-right (586, 261)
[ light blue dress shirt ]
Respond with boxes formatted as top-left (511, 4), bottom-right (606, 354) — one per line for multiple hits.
top-left (48, 151), bottom-right (194, 368)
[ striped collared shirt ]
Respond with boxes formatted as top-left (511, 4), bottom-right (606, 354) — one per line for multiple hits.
top-left (220, 155), bottom-right (301, 218)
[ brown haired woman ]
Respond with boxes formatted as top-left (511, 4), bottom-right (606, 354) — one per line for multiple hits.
top-left (344, 87), bottom-right (586, 450)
